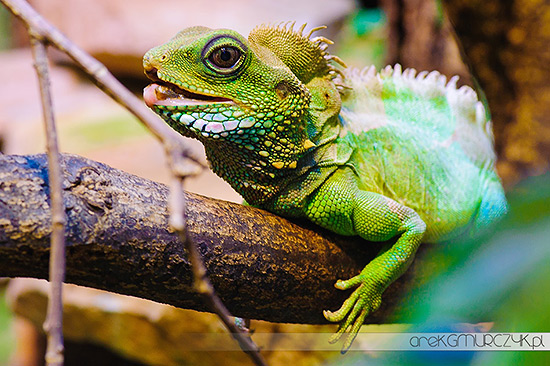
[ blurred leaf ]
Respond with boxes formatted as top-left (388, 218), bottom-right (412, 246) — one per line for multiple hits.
top-left (0, 288), bottom-right (15, 363)
top-left (334, 8), bottom-right (387, 69)
top-left (396, 173), bottom-right (550, 365)
top-left (0, 5), bottom-right (12, 50)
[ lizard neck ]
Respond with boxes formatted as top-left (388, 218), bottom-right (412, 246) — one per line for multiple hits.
top-left (203, 76), bottom-right (344, 207)
top-left (203, 120), bottom-right (310, 205)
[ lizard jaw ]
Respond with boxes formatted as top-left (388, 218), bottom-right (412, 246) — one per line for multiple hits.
top-left (143, 83), bottom-right (235, 108)
top-left (143, 66), bottom-right (235, 108)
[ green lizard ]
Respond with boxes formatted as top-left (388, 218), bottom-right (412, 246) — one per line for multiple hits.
top-left (142, 22), bottom-right (507, 351)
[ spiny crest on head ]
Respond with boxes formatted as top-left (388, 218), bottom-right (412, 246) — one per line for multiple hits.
top-left (248, 21), bottom-right (346, 85)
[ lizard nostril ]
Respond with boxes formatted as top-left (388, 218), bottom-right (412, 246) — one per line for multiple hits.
top-left (144, 66), bottom-right (161, 82)
top-left (143, 51), bottom-right (162, 75)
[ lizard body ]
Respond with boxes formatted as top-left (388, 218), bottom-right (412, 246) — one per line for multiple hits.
top-left (143, 23), bottom-right (507, 350)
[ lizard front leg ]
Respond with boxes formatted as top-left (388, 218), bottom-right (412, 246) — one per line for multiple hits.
top-left (304, 169), bottom-right (426, 351)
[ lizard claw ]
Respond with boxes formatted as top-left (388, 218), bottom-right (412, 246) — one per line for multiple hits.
top-left (324, 274), bottom-right (383, 352)
top-left (323, 292), bottom-right (358, 322)
top-left (334, 275), bottom-right (363, 290)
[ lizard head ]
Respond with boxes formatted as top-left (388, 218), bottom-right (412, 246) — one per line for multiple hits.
top-left (143, 23), bottom-right (344, 203)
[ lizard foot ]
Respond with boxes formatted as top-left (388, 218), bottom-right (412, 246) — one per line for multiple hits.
top-left (323, 274), bottom-right (382, 352)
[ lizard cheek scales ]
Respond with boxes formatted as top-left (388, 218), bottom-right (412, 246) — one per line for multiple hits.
top-left (144, 23), bottom-right (507, 352)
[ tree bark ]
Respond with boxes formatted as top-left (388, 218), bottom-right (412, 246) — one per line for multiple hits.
top-left (445, 0), bottom-right (550, 186)
top-left (380, 0), bottom-right (472, 86)
top-left (0, 153), bottom-right (426, 325)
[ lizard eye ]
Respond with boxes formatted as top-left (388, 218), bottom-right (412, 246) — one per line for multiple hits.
top-left (202, 35), bottom-right (247, 75)
top-left (208, 46), bottom-right (241, 70)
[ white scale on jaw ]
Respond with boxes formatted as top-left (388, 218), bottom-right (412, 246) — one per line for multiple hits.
top-left (145, 83), bottom-right (257, 134)
top-left (177, 115), bottom-right (256, 134)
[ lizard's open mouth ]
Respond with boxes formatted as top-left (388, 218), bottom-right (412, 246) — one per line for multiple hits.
top-left (143, 68), bottom-right (233, 108)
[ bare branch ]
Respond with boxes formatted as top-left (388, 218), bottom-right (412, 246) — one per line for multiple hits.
top-left (29, 36), bottom-right (66, 366)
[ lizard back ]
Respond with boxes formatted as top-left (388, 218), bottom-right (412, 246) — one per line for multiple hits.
top-left (338, 65), bottom-right (506, 241)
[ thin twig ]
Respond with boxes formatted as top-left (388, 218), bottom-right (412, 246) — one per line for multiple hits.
top-left (1, 0), bottom-right (268, 364)
top-left (171, 176), bottom-right (268, 365)
top-left (29, 36), bottom-right (66, 366)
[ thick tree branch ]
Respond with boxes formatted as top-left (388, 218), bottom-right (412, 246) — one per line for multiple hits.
top-left (0, 153), bottom-right (426, 324)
